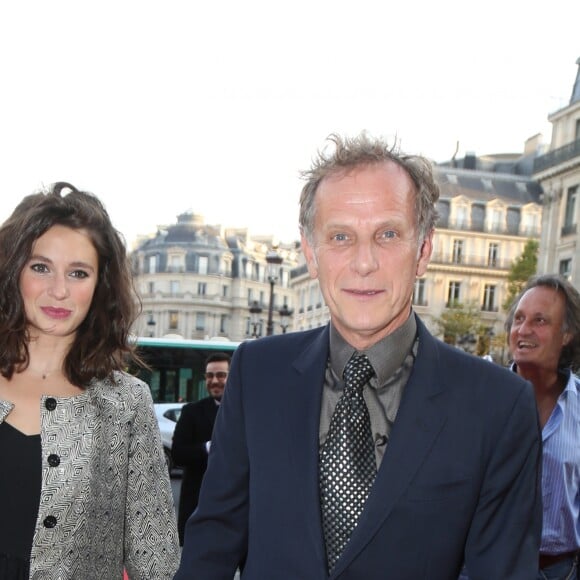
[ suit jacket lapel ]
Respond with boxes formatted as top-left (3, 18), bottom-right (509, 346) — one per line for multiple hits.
top-left (331, 320), bottom-right (449, 578)
top-left (284, 326), bottom-right (330, 574)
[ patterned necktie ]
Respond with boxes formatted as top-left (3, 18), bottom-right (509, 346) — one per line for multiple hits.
top-left (319, 354), bottom-right (377, 572)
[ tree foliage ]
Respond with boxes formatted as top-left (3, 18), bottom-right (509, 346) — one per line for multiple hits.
top-left (433, 301), bottom-right (487, 351)
top-left (502, 239), bottom-right (539, 311)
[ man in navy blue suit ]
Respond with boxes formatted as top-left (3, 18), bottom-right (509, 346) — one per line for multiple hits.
top-left (175, 133), bottom-right (542, 579)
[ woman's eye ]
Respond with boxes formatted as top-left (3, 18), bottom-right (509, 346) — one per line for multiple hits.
top-left (30, 263), bottom-right (49, 273)
top-left (70, 270), bottom-right (89, 279)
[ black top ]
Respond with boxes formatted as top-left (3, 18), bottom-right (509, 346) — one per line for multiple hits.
top-left (0, 421), bottom-right (42, 579)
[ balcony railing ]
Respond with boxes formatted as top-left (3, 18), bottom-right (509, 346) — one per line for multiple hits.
top-left (561, 223), bottom-right (578, 237)
top-left (442, 221), bottom-right (520, 236)
top-left (533, 137), bottom-right (580, 173)
top-left (430, 252), bottom-right (512, 269)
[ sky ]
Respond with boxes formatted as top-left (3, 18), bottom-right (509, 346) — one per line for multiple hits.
top-left (0, 1), bottom-right (578, 247)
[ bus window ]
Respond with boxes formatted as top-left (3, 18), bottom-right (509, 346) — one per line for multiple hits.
top-left (128, 337), bottom-right (241, 403)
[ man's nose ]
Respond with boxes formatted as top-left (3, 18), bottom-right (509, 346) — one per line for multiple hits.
top-left (353, 241), bottom-right (379, 275)
top-left (517, 319), bottom-right (531, 334)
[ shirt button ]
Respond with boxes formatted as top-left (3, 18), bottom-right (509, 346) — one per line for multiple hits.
top-left (47, 454), bottom-right (61, 467)
top-left (43, 516), bottom-right (57, 528)
top-left (45, 398), bottom-right (57, 411)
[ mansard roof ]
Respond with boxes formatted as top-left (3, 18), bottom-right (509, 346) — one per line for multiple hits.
top-left (435, 167), bottom-right (542, 206)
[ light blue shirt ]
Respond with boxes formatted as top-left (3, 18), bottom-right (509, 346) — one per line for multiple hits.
top-left (539, 369), bottom-right (580, 554)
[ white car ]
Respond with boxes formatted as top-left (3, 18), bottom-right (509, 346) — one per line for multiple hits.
top-left (154, 402), bottom-right (186, 473)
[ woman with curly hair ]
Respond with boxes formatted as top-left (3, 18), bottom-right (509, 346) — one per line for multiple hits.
top-left (0, 182), bottom-right (179, 579)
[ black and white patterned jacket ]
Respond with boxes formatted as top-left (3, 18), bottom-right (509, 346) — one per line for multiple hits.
top-left (0, 371), bottom-right (180, 579)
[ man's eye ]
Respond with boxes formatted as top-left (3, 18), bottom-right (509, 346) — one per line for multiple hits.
top-left (332, 233), bottom-right (348, 242)
top-left (379, 230), bottom-right (397, 240)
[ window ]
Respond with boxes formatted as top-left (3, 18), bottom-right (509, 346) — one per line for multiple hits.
top-left (220, 314), bottom-right (227, 334)
top-left (487, 243), bottom-right (499, 267)
top-left (169, 254), bottom-right (184, 273)
top-left (481, 178), bottom-right (493, 191)
top-left (198, 256), bottom-right (208, 275)
top-left (482, 284), bottom-right (497, 312)
top-left (413, 279), bottom-right (427, 306)
top-left (222, 285), bottom-right (228, 298)
top-left (195, 312), bottom-right (205, 331)
top-left (447, 281), bottom-right (461, 306)
top-left (309, 285), bottom-right (317, 310)
top-left (148, 255), bottom-right (158, 274)
top-left (490, 208), bottom-right (503, 231)
top-left (563, 186), bottom-right (578, 234)
top-left (148, 281), bottom-right (155, 294)
top-left (170, 280), bottom-right (180, 294)
top-left (452, 240), bottom-right (463, 264)
top-left (455, 205), bottom-right (468, 228)
top-left (560, 259), bottom-right (572, 280)
top-left (521, 211), bottom-right (539, 236)
top-left (198, 282), bottom-right (207, 296)
top-left (169, 311), bottom-right (179, 330)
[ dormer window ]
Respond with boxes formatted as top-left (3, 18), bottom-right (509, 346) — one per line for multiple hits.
top-left (168, 253), bottom-right (185, 273)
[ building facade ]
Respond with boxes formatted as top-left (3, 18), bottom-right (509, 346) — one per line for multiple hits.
top-left (534, 58), bottom-right (580, 286)
top-left (131, 212), bottom-right (299, 341)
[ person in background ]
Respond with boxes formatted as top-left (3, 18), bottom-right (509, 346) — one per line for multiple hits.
top-left (175, 133), bottom-right (541, 579)
top-left (172, 352), bottom-right (231, 545)
top-left (0, 182), bottom-right (179, 579)
top-left (506, 274), bottom-right (580, 580)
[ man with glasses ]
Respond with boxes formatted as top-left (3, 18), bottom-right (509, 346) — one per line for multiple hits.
top-left (172, 352), bottom-right (231, 545)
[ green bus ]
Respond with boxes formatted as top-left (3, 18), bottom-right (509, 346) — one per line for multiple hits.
top-left (130, 336), bottom-right (241, 403)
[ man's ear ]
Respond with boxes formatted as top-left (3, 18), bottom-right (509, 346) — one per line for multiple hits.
top-left (416, 230), bottom-right (434, 277)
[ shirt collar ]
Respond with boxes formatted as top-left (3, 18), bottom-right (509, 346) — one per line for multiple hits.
top-left (329, 313), bottom-right (417, 386)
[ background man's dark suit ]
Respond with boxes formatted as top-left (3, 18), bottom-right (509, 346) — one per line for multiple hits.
top-left (176, 317), bottom-right (542, 579)
top-left (171, 396), bottom-right (219, 545)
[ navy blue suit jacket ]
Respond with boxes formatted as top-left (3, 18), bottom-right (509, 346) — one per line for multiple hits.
top-left (175, 317), bottom-right (542, 579)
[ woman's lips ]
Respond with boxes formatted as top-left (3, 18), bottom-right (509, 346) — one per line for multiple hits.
top-left (41, 306), bottom-right (72, 319)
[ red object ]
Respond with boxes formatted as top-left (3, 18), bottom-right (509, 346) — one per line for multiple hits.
top-left (123, 571), bottom-right (129, 580)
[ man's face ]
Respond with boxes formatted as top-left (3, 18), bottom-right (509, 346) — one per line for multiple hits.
top-left (509, 286), bottom-right (571, 373)
top-left (301, 161), bottom-right (432, 350)
top-left (205, 360), bottom-right (229, 401)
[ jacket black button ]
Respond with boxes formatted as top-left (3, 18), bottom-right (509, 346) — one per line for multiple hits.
top-left (47, 454), bottom-right (60, 467)
top-left (45, 398), bottom-right (57, 411)
top-left (43, 516), bottom-right (57, 528)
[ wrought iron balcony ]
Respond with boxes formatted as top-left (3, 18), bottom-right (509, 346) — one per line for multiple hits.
top-left (533, 138), bottom-right (580, 173)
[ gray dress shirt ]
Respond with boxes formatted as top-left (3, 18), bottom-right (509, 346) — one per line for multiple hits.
top-left (319, 313), bottom-right (418, 468)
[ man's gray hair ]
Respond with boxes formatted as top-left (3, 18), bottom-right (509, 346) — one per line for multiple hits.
top-left (299, 132), bottom-right (440, 244)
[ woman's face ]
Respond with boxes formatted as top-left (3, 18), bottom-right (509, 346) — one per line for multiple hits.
top-left (19, 225), bottom-right (99, 341)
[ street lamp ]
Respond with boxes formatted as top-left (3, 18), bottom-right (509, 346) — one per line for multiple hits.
top-left (147, 314), bottom-right (156, 337)
top-left (278, 304), bottom-right (294, 334)
top-left (249, 300), bottom-right (262, 338)
top-left (265, 249), bottom-right (283, 336)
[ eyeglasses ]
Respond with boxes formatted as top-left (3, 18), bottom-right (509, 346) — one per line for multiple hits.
top-left (205, 371), bottom-right (228, 380)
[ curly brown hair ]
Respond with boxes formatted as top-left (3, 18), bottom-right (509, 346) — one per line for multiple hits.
top-left (0, 182), bottom-right (141, 386)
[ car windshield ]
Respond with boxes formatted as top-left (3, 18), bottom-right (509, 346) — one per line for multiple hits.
top-left (164, 409), bottom-right (182, 422)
